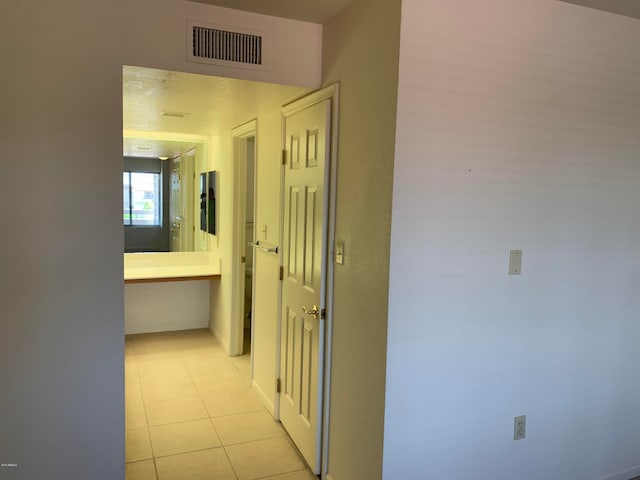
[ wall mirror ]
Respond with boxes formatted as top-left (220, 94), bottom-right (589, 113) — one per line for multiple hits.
top-left (122, 136), bottom-right (210, 253)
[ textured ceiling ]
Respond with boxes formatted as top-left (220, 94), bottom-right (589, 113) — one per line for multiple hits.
top-left (123, 66), bottom-right (309, 159)
top-left (187, 0), bottom-right (355, 23)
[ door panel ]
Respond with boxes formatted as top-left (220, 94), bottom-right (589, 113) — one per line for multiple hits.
top-left (303, 187), bottom-right (317, 291)
top-left (287, 187), bottom-right (300, 280)
top-left (280, 99), bottom-right (330, 473)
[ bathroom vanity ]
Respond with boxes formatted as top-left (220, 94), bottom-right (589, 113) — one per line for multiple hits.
top-left (124, 252), bottom-right (220, 334)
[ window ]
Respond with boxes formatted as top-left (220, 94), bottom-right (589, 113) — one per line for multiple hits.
top-left (123, 172), bottom-right (161, 226)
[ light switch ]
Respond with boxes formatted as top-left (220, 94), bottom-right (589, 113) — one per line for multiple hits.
top-left (509, 250), bottom-right (522, 275)
top-left (335, 242), bottom-right (344, 265)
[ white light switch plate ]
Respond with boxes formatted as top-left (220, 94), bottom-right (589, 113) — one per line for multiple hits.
top-left (509, 250), bottom-right (522, 275)
top-left (335, 242), bottom-right (344, 265)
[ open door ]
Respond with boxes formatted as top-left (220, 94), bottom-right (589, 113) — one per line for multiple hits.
top-left (279, 93), bottom-right (332, 473)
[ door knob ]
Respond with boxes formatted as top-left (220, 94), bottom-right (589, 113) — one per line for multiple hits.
top-left (302, 305), bottom-right (320, 319)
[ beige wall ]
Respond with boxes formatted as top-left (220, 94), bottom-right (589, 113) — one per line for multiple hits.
top-left (209, 88), bottom-right (308, 411)
top-left (321, 1), bottom-right (402, 479)
top-left (249, 97), bottom-right (312, 412)
top-left (207, 134), bottom-right (233, 349)
top-left (0, 1), bottom-right (321, 478)
top-left (385, 1), bottom-right (640, 479)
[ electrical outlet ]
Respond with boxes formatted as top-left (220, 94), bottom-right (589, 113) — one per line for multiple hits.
top-left (514, 415), bottom-right (526, 441)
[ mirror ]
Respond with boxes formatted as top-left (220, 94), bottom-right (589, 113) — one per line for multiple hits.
top-left (122, 140), bottom-right (207, 253)
top-left (200, 171), bottom-right (217, 236)
top-left (123, 156), bottom-right (169, 253)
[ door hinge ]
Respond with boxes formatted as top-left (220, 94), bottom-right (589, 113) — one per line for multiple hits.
top-left (276, 378), bottom-right (281, 393)
top-left (192, 226), bottom-right (195, 232)
top-left (241, 256), bottom-right (246, 264)
top-left (282, 149), bottom-right (287, 166)
top-left (321, 308), bottom-right (326, 320)
top-left (279, 266), bottom-right (284, 281)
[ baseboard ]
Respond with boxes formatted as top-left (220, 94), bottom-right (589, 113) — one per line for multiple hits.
top-left (125, 319), bottom-right (207, 335)
top-left (595, 465), bottom-right (640, 480)
top-left (251, 378), bottom-right (274, 415)
top-left (209, 324), bottom-right (230, 354)
top-left (321, 466), bottom-right (640, 480)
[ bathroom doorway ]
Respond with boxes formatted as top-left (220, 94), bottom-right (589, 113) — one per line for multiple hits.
top-left (231, 120), bottom-right (258, 359)
top-left (243, 136), bottom-right (256, 352)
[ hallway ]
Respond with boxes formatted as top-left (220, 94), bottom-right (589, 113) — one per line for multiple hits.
top-left (125, 329), bottom-right (316, 480)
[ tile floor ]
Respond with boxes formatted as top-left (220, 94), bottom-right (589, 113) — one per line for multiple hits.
top-left (125, 329), bottom-right (316, 480)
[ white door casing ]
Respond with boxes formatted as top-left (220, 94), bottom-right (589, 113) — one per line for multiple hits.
top-left (280, 98), bottom-right (331, 473)
top-left (170, 162), bottom-right (181, 252)
top-left (231, 120), bottom-right (258, 357)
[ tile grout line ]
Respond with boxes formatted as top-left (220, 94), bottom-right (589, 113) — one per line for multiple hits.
top-left (127, 330), bottom-right (315, 479)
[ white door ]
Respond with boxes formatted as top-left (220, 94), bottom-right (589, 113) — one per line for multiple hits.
top-left (170, 162), bottom-right (181, 252)
top-left (280, 98), bottom-right (331, 473)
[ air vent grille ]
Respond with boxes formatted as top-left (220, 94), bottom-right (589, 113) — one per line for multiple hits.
top-left (192, 26), bottom-right (262, 65)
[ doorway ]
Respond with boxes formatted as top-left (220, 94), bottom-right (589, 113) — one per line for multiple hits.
top-left (231, 121), bottom-right (258, 359)
top-left (122, 66), bottom-right (336, 477)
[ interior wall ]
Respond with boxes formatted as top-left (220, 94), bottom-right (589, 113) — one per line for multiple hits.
top-left (249, 106), bottom-right (285, 412)
top-left (321, 1), bottom-right (402, 479)
top-left (385, 1), bottom-right (640, 479)
top-left (0, 0), bottom-right (321, 477)
top-left (208, 134), bottom-right (233, 351)
top-left (241, 91), bottom-right (308, 412)
top-left (125, 280), bottom-right (210, 334)
top-left (209, 84), bottom-right (307, 374)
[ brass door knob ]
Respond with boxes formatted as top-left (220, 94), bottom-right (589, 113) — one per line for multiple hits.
top-left (302, 305), bottom-right (320, 319)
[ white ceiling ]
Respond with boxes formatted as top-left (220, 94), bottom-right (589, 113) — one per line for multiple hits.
top-left (188, 0), bottom-right (355, 23)
top-left (123, 66), bottom-right (309, 159)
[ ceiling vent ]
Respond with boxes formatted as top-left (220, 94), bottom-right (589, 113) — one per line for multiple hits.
top-left (188, 20), bottom-right (265, 70)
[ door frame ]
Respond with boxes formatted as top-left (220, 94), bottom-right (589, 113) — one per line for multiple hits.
top-left (230, 119), bottom-right (258, 357)
top-left (277, 84), bottom-right (339, 476)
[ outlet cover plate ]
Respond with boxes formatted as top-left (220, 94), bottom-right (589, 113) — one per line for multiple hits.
top-left (514, 415), bottom-right (526, 440)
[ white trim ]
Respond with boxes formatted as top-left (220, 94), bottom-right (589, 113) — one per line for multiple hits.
top-left (123, 129), bottom-right (209, 143)
top-left (251, 379), bottom-right (275, 416)
top-left (230, 120), bottom-right (257, 357)
top-left (125, 320), bottom-right (208, 335)
top-left (282, 84), bottom-right (338, 117)
top-left (320, 83), bottom-right (339, 479)
top-left (210, 322), bottom-right (230, 354)
top-left (594, 465), bottom-right (640, 480)
top-left (231, 119), bottom-right (258, 139)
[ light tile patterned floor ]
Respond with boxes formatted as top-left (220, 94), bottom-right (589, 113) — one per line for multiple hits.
top-left (125, 329), bottom-right (316, 480)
